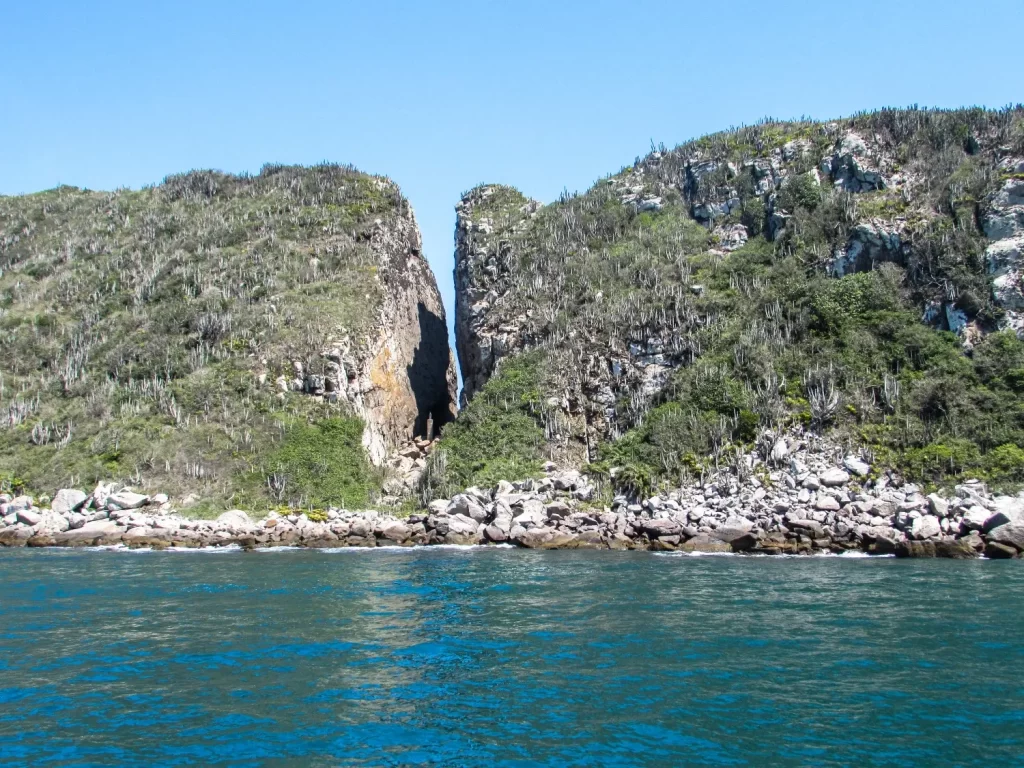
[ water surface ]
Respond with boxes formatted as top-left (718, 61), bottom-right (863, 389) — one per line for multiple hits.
top-left (1, 548), bottom-right (1021, 766)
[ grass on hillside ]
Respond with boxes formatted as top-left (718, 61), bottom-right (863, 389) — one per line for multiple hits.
top-left (0, 164), bottom-right (401, 511)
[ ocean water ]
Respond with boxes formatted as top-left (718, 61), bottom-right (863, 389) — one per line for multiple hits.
top-left (0, 548), bottom-right (1021, 767)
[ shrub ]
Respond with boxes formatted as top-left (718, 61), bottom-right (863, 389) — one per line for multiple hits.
top-left (267, 417), bottom-right (377, 509)
top-left (982, 443), bottom-right (1024, 485)
top-left (421, 352), bottom-right (547, 499)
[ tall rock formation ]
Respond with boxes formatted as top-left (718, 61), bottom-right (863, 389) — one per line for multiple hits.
top-left (0, 164), bottom-right (455, 507)
top-left (447, 107), bottom-right (1024, 489)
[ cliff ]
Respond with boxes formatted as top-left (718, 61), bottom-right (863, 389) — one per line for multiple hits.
top-left (438, 107), bottom-right (1024, 497)
top-left (0, 164), bottom-right (456, 511)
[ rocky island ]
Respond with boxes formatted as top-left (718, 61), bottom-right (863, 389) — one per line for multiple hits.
top-left (3, 106), bottom-right (1024, 558)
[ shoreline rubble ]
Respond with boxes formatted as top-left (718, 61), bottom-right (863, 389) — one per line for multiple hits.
top-left (3, 435), bottom-right (1023, 559)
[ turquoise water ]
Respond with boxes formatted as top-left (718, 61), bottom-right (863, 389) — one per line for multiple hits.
top-left (1, 548), bottom-right (1021, 767)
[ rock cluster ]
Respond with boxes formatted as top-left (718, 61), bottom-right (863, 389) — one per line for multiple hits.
top-left (3, 435), bottom-right (1022, 557)
top-left (984, 156), bottom-right (1024, 333)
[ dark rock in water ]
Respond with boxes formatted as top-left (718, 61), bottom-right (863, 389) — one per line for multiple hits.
top-left (27, 535), bottom-right (55, 547)
top-left (574, 530), bottom-right (606, 549)
top-left (896, 539), bottom-right (978, 559)
top-left (679, 534), bottom-right (731, 553)
top-left (986, 522), bottom-right (1024, 552)
top-left (984, 541), bottom-right (1019, 559)
top-left (483, 524), bottom-right (507, 543)
top-left (867, 536), bottom-right (898, 555)
top-left (648, 538), bottom-right (678, 551)
top-left (519, 527), bottom-right (577, 549)
top-left (729, 532), bottom-right (759, 552)
top-left (0, 527), bottom-right (33, 547)
top-left (124, 537), bottom-right (171, 550)
top-left (606, 533), bottom-right (634, 550)
top-left (934, 539), bottom-right (981, 559)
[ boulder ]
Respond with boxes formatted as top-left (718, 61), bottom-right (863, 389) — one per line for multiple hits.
top-left (106, 491), bottom-right (149, 511)
top-left (545, 501), bottom-right (571, 520)
top-left (787, 519), bottom-right (825, 538)
top-left (713, 517), bottom-right (754, 543)
top-left (961, 506), bottom-right (990, 531)
top-left (216, 510), bottom-right (251, 527)
top-left (53, 520), bottom-right (123, 545)
top-left (770, 438), bottom-right (789, 464)
top-left (16, 509), bottom-right (42, 527)
top-left (519, 526), bottom-right (577, 549)
top-left (895, 539), bottom-right (978, 559)
top-left (910, 515), bottom-right (942, 540)
top-left (986, 522), bottom-right (1024, 552)
top-left (379, 521), bottom-right (411, 543)
top-left (0, 525), bottom-right (34, 547)
top-left (448, 494), bottom-right (488, 523)
top-left (446, 513), bottom-right (480, 538)
top-left (551, 470), bottom-right (581, 491)
top-left (8, 496), bottom-right (33, 513)
top-left (640, 518), bottom-right (682, 538)
top-left (729, 532), bottom-right (759, 552)
top-left (122, 526), bottom-right (154, 542)
top-left (512, 499), bottom-right (547, 528)
top-left (814, 496), bottom-right (841, 512)
top-left (820, 468), bottom-right (851, 487)
top-left (927, 494), bottom-right (949, 518)
top-left (483, 524), bottom-right (508, 543)
top-left (35, 512), bottom-right (69, 535)
top-left (427, 499), bottom-right (450, 515)
top-left (983, 497), bottom-right (1024, 532)
top-left (843, 457), bottom-right (871, 477)
top-left (51, 489), bottom-right (88, 516)
top-left (985, 541), bottom-right (1019, 559)
top-left (679, 534), bottom-right (731, 553)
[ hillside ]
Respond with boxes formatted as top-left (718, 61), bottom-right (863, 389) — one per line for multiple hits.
top-left (430, 106), bottom-right (1024, 499)
top-left (0, 164), bottom-right (456, 513)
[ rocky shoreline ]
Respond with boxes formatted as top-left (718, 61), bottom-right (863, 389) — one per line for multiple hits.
top-left (2, 434), bottom-right (1024, 559)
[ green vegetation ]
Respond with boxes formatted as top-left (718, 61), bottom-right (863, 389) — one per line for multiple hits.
top-left (267, 417), bottom-right (377, 509)
top-left (0, 164), bottom-right (402, 510)
top-left (452, 106), bottom-right (1024, 494)
top-left (421, 351), bottom-right (548, 500)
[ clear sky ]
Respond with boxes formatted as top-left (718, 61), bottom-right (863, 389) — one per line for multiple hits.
top-left (2, 0), bottom-right (1021, 355)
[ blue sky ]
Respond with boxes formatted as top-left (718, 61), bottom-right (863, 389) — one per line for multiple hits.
top-left (2, 0), bottom-right (1021, 355)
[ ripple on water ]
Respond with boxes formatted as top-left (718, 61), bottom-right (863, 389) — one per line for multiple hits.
top-left (0, 549), bottom-right (1021, 767)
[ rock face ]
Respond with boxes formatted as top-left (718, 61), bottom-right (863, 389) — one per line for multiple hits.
top-left (983, 157), bottom-right (1024, 332)
top-left (0, 165), bottom-right (456, 505)
top-left (348, 206), bottom-right (458, 462)
top-left (453, 109), bottom-right (1024, 464)
top-left (454, 185), bottom-right (542, 403)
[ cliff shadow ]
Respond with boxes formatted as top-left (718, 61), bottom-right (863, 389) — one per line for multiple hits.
top-left (407, 301), bottom-right (455, 439)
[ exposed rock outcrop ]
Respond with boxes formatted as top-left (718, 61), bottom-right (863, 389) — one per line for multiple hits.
top-left (984, 157), bottom-right (1024, 332)
top-left (321, 208), bottom-right (457, 463)
top-left (453, 109), bottom-right (1024, 473)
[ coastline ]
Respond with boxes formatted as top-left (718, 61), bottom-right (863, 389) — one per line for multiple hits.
top-left (3, 436), bottom-right (1023, 558)
top-left (2, 450), bottom-right (1024, 561)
